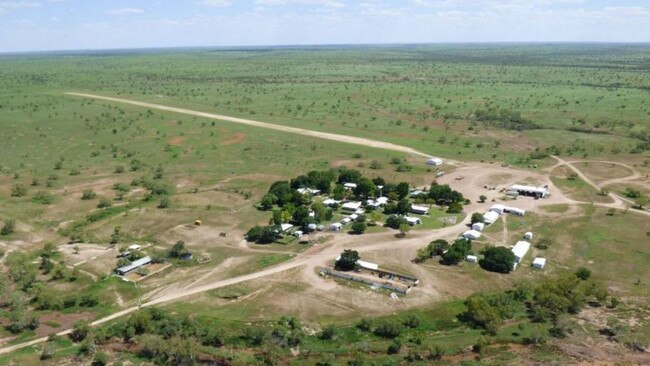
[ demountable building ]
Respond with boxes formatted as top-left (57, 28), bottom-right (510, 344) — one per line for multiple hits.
top-left (280, 223), bottom-right (294, 232)
top-left (322, 198), bottom-right (340, 207)
top-left (466, 255), bottom-right (478, 263)
top-left (472, 222), bottom-right (485, 231)
top-left (405, 217), bottom-right (422, 226)
top-left (489, 204), bottom-right (506, 214)
top-left (463, 230), bottom-right (482, 240)
top-left (411, 205), bottom-right (430, 215)
top-left (343, 182), bottom-right (357, 189)
top-left (483, 211), bottom-right (500, 224)
top-left (329, 223), bottom-right (343, 231)
top-left (342, 201), bottom-right (363, 212)
top-left (505, 207), bottom-right (526, 216)
top-left (426, 157), bottom-right (443, 166)
top-left (116, 256), bottom-right (152, 276)
top-left (524, 232), bottom-right (533, 240)
top-left (532, 257), bottom-right (546, 269)
top-left (511, 241), bottom-right (531, 263)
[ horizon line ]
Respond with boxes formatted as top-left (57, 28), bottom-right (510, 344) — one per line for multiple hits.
top-left (2, 41), bottom-right (650, 57)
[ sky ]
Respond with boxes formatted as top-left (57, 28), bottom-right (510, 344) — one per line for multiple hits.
top-left (0, 0), bottom-right (649, 52)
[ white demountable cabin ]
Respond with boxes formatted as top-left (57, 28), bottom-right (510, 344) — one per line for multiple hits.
top-left (511, 241), bottom-right (531, 263)
top-left (532, 257), bottom-right (546, 269)
top-left (483, 211), bottom-right (500, 224)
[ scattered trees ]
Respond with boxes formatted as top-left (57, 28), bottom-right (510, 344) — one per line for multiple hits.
top-left (1, 219), bottom-right (16, 236)
top-left (441, 238), bottom-right (472, 265)
top-left (10, 183), bottom-right (27, 197)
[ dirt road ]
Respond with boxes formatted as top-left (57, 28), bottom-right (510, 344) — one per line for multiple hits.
top-left (66, 92), bottom-right (430, 158)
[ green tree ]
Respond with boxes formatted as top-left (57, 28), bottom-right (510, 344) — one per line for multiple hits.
top-left (575, 267), bottom-right (591, 280)
top-left (398, 223), bottom-right (410, 237)
top-left (479, 246), bottom-right (516, 273)
top-left (260, 193), bottom-right (278, 210)
top-left (470, 212), bottom-right (484, 224)
top-left (158, 196), bottom-right (171, 208)
top-left (70, 321), bottom-right (91, 342)
top-left (169, 241), bottom-right (188, 258)
top-left (350, 221), bottom-right (366, 234)
top-left (110, 226), bottom-right (121, 244)
top-left (447, 202), bottom-right (463, 214)
top-left (335, 249), bottom-right (359, 271)
top-left (97, 197), bottom-right (112, 208)
top-left (479, 195), bottom-right (487, 203)
top-left (441, 238), bottom-right (472, 265)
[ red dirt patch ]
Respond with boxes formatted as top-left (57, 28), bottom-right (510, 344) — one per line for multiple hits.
top-left (220, 132), bottom-right (246, 146)
top-left (37, 312), bottom-right (95, 337)
top-left (168, 136), bottom-right (185, 146)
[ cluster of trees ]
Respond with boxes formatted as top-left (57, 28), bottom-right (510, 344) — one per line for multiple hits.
top-left (464, 270), bottom-right (612, 335)
top-left (441, 238), bottom-right (472, 265)
top-left (414, 239), bottom-right (449, 263)
top-left (474, 108), bottom-right (539, 131)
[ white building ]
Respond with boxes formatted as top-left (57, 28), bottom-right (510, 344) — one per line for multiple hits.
top-left (280, 223), bottom-right (294, 232)
top-left (466, 255), bottom-right (478, 263)
top-left (510, 184), bottom-right (549, 199)
top-left (343, 182), bottom-right (357, 189)
top-left (296, 188), bottom-right (321, 195)
top-left (329, 223), bottom-right (343, 231)
top-left (366, 196), bottom-right (389, 208)
top-left (342, 201), bottom-right (363, 212)
top-left (472, 222), bottom-right (485, 231)
top-left (322, 198), bottom-right (340, 207)
top-left (335, 256), bottom-right (379, 270)
top-left (405, 217), bottom-right (422, 226)
top-left (341, 217), bottom-right (352, 224)
top-left (524, 232), bottom-right (533, 240)
top-left (532, 257), bottom-right (546, 269)
top-left (489, 204), bottom-right (506, 214)
top-left (411, 205), bottom-right (430, 215)
top-left (505, 207), bottom-right (526, 216)
top-left (128, 244), bottom-right (141, 251)
top-left (116, 256), bottom-right (152, 276)
top-left (483, 211), bottom-right (500, 224)
top-left (294, 230), bottom-right (303, 238)
top-left (426, 157), bottom-right (443, 166)
top-left (463, 230), bottom-right (482, 240)
top-left (511, 241), bottom-right (531, 263)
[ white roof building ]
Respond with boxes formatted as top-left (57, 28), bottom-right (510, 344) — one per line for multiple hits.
top-left (349, 213), bottom-right (359, 220)
top-left (366, 196), bottom-right (389, 208)
top-left (510, 184), bottom-right (549, 198)
top-left (411, 205), bottom-right (429, 215)
top-left (410, 189), bottom-right (425, 197)
top-left (524, 232), bottom-right (533, 240)
top-left (511, 241), bottom-right (531, 263)
top-left (342, 201), bottom-right (363, 211)
top-left (341, 217), bottom-right (352, 224)
top-left (463, 230), bottom-right (482, 240)
top-left (343, 182), bottom-right (358, 189)
top-left (505, 207), bottom-right (526, 216)
top-left (489, 204), bottom-right (506, 214)
top-left (334, 257), bottom-right (379, 270)
top-left (532, 257), bottom-right (546, 269)
top-left (116, 256), bottom-right (152, 276)
top-left (483, 211), bottom-right (500, 224)
top-left (322, 198), bottom-right (340, 207)
top-left (296, 188), bottom-right (321, 195)
top-left (405, 217), bottom-right (422, 226)
top-left (466, 255), bottom-right (478, 263)
top-left (426, 157), bottom-right (443, 166)
top-left (329, 223), bottom-right (343, 231)
top-left (472, 222), bottom-right (485, 231)
top-left (280, 223), bottom-right (294, 232)
top-left (128, 244), bottom-right (141, 251)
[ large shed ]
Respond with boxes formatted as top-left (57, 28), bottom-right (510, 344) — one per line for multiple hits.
top-left (426, 157), bottom-right (443, 166)
top-left (463, 230), bottom-right (482, 240)
top-left (411, 205), bottom-right (430, 215)
top-left (116, 256), bottom-right (152, 276)
top-left (511, 241), bottom-right (531, 263)
top-left (510, 184), bottom-right (549, 199)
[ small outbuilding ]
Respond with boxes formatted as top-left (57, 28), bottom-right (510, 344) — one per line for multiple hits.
top-left (471, 222), bottom-right (485, 232)
top-left (524, 232), bottom-right (533, 240)
top-left (329, 223), bottom-right (343, 231)
top-left (426, 157), bottom-right (443, 166)
top-left (466, 255), bottom-right (478, 263)
top-left (463, 230), bottom-right (482, 240)
top-left (280, 223), bottom-right (294, 232)
top-left (343, 182), bottom-right (358, 189)
top-left (405, 217), bottom-right (421, 226)
top-left (483, 211), bottom-right (500, 224)
top-left (341, 217), bottom-right (351, 224)
top-left (532, 257), bottom-right (546, 269)
top-left (506, 207), bottom-right (526, 216)
top-left (411, 205), bottom-right (430, 215)
top-left (294, 230), bottom-right (303, 238)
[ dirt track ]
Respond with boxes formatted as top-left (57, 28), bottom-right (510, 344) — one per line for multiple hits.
top-left (66, 92), bottom-right (430, 158)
